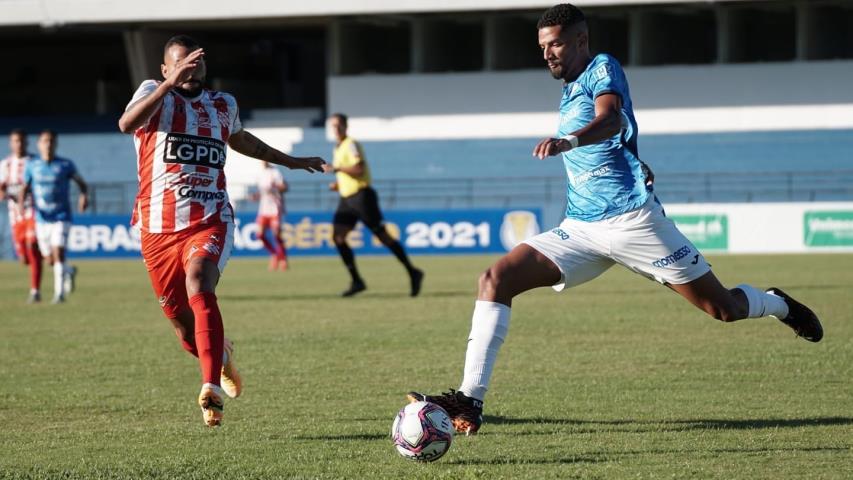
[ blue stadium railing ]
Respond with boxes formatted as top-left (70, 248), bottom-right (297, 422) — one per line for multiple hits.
top-left (73, 169), bottom-right (853, 215)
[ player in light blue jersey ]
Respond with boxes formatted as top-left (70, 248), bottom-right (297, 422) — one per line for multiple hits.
top-left (20, 130), bottom-right (89, 304)
top-left (409, 3), bottom-right (823, 435)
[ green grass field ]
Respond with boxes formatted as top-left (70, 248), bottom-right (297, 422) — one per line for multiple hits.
top-left (1, 254), bottom-right (851, 479)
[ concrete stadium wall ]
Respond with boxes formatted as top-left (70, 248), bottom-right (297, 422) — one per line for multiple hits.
top-left (1, 0), bottom-right (711, 26)
top-left (329, 60), bottom-right (853, 140)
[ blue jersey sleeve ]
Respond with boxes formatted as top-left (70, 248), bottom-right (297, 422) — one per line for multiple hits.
top-left (66, 159), bottom-right (78, 178)
top-left (584, 54), bottom-right (629, 101)
top-left (23, 161), bottom-right (32, 185)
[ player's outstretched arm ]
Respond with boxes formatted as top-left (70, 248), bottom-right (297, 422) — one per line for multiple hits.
top-left (118, 49), bottom-right (206, 133)
top-left (228, 130), bottom-right (325, 173)
top-left (533, 93), bottom-right (623, 159)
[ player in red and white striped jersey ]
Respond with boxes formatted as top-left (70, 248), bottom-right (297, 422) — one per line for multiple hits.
top-left (255, 162), bottom-right (289, 271)
top-left (118, 35), bottom-right (325, 427)
top-left (0, 129), bottom-right (43, 303)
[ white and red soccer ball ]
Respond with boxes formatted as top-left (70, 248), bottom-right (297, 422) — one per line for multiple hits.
top-left (391, 401), bottom-right (454, 462)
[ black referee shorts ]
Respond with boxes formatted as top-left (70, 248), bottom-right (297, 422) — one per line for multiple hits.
top-left (333, 187), bottom-right (385, 232)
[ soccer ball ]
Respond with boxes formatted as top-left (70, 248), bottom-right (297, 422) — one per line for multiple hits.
top-left (391, 401), bottom-right (454, 462)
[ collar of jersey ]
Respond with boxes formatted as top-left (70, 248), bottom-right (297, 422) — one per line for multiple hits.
top-left (172, 88), bottom-right (205, 103)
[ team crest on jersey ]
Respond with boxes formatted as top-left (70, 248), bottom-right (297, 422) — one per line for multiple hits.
top-left (193, 105), bottom-right (213, 129)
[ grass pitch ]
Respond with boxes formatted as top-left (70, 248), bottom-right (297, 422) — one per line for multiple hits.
top-left (1, 253), bottom-right (851, 479)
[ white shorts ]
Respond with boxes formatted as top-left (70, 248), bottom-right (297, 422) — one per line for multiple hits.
top-left (36, 221), bottom-right (71, 256)
top-left (524, 196), bottom-right (711, 290)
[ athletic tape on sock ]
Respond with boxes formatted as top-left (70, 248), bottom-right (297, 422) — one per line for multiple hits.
top-left (736, 284), bottom-right (765, 318)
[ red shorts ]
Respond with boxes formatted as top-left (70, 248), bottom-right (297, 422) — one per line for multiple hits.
top-left (12, 218), bottom-right (37, 258)
top-left (256, 214), bottom-right (281, 233)
top-left (141, 221), bottom-right (233, 319)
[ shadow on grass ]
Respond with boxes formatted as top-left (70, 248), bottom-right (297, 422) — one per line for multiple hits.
top-left (295, 433), bottom-right (388, 441)
top-left (220, 290), bottom-right (468, 302)
top-left (446, 446), bottom-right (849, 466)
top-left (484, 415), bottom-right (853, 432)
top-left (447, 456), bottom-right (606, 466)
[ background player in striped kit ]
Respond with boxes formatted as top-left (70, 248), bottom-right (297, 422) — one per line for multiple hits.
top-left (255, 161), bottom-right (289, 271)
top-left (118, 35), bottom-right (325, 427)
top-left (0, 129), bottom-right (43, 303)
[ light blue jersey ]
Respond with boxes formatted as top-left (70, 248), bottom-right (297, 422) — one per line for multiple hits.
top-left (557, 53), bottom-right (649, 221)
top-left (24, 156), bottom-right (78, 222)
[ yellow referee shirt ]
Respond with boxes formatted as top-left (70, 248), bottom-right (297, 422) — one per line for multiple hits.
top-left (333, 137), bottom-right (371, 198)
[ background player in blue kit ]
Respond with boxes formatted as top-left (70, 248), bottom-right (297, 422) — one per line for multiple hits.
top-left (408, 3), bottom-right (824, 435)
top-left (20, 130), bottom-right (89, 304)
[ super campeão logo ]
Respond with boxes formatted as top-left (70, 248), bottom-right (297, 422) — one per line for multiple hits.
top-left (163, 133), bottom-right (227, 169)
top-left (165, 171), bottom-right (226, 202)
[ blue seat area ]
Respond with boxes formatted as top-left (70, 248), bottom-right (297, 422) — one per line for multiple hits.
top-left (293, 128), bottom-right (853, 179)
top-left (2, 127), bottom-right (851, 182)
top-left (1, 127), bottom-right (852, 258)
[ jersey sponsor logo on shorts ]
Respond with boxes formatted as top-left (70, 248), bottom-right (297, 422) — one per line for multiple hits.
top-left (652, 245), bottom-right (693, 268)
top-left (163, 133), bottom-right (226, 169)
top-left (158, 295), bottom-right (176, 309)
top-left (551, 227), bottom-right (570, 241)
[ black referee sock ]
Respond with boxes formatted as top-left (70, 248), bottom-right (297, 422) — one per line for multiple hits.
top-left (336, 243), bottom-right (364, 283)
top-left (386, 240), bottom-right (415, 274)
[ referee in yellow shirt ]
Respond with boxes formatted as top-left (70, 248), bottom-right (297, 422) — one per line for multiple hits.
top-left (323, 113), bottom-right (424, 297)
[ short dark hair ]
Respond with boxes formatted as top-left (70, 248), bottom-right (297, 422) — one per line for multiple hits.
top-left (9, 128), bottom-right (26, 138)
top-left (40, 129), bottom-right (56, 138)
top-left (164, 35), bottom-right (200, 54)
top-left (330, 113), bottom-right (348, 126)
top-left (537, 3), bottom-right (586, 29)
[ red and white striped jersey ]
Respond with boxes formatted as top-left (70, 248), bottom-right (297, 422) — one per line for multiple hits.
top-left (257, 167), bottom-right (286, 217)
top-left (127, 80), bottom-right (243, 234)
top-left (0, 154), bottom-right (35, 226)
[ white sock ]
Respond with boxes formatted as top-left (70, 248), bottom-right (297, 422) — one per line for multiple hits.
top-left (459, 301), bottom-right (510, 402)
top-left (736, 284), bottom-right (789, 319)
top-left (53, 262), bottom-right (66, 298)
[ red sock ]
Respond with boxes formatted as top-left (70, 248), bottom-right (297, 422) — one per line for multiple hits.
top-left (259, 230), bottom-right (277, 255)
top-left (189, 292), bottom-right (224, 386)
top-left (275, 237), bottom-right (287, 261)
top-left (26, 246), bottom-right (42, 291)
top-left (176, 332), bottom-right (199, 357)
